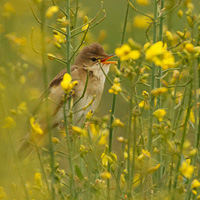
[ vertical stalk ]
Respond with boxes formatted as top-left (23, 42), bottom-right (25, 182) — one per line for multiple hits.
top-left (148, 0), bottom-right (158, 152)
top-left (40, 1), bottom-right (55, 199)
top-left (109, 2), bottom-right (130, 200)
top-left (157, 0), bottom-right (164, 186)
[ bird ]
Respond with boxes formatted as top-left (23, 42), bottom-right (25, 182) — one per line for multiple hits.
top-left (18, 42), bottom-right (116, 158)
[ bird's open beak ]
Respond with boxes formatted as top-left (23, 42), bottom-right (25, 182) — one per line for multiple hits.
top-left (100, 54), bottom-right (117, 64)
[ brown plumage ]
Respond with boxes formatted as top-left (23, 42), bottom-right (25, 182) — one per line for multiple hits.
top-left (18, 43), bottom-right (115, 159)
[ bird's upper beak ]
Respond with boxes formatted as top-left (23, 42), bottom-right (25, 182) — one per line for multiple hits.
top-left (100, 54), bottom-right (117, 64)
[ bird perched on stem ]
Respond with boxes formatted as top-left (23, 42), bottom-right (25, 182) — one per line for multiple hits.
top-left (18, 43), bottom-right (116, 158)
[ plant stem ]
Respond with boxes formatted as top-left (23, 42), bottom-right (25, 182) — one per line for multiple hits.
top-left (40, 1), bottom-right (55, 199)
top-left (148, 0), bottom-right (158, 152)
top-left (156, 0), bottom-right (164, 187)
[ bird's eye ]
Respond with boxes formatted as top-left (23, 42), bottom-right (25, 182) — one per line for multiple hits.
top-left (91, 57), bottom-right (97, 62)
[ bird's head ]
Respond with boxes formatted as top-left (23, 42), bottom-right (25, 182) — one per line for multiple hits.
top-left (74, 43), bottom-right (116, 69)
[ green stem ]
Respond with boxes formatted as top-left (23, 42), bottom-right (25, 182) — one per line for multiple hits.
top-left (148, 0), bottom-right (158, 152)
top-left (40, 2), bottom-right (55, 199)
top-left (156, 0), bottom-right (164, 186)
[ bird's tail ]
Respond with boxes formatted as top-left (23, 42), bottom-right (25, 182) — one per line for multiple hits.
top-left (17, 133), bottom-right (43, 160)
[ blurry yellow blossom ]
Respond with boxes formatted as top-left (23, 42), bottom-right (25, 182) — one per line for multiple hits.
top-left (47, 53), bottom-right (56, 60)
top-left (0, 83), bottom-right (5, 90)
top-left (153, 109), bottom-right (166, 121)
top-left (51, 137), bottom-right (60, 144)
top-left (2, 116), bottom-right (16, 128)
top-left (133, 173), bottom-right (141, 187)
top-left (143, 42), bottom-right (151, 51)
top-left (185, 43), bottom-right (194, 53)
top-left (133, 15), bottom-right (153, 29)
top-left (192, 190), bottom-right (197, 195)
top-left (0, 186), bottom-right (7, 199)
top-left (115, 44), bottom-right (140, 61)
top-left (178, 9), bottom-right (183, 18)
top-left (46, 6), bottom-right (59, 18)
top-left (147, 164), bottom-right (161, 174)
top-left (100, 171), bottom-right (111, 179)
top-left (138, 149), bottom-right (151, 160)
top-left (151, 87), bottom-right (168, 96)
top-left (6, 33), bottom-right (26, 46)
top-left (17, 102), bottom-right (27, 114)
top-left (191, 179), bottom-right (200, 189)
top-left (189, 148), bottom-right (197, 156)
top-left (166, 31), bottom-right (173, 41)
top-left (54, 32), bottom-right (66, 44)
top-left (57, 16), bottom-right (69, 26)
top-left (98, 130), bottom-right (108, 145)
top-left (19, 75), bottom-right (26, 84)
top-left (34, 172), bottom-right (43, 187)
top-left (101, 153), bottom-right (109, 166)
top-left (139, 100), bottom-right (150, 110)
top-left (108, 77), bottom-right (122, 94)
top-left (179, 160), bottom-right (194, 179)
top-left (82, 24), bottom-right (89, 31)
top-left (145, 41), bottom-right (175, 70)
top-left (86, 110), bottom-right (93, 120)
top-left (72, 126), bottom-right (87, 136)
top-left (3, 2), bottom-right (15, 18)
top-left (112, 118), bottom-right (124, 127)
top-left (136, 0), bottom-right (150, 6)
top-left (189, 109), bottom-right (195, 124)
top-left (183, 140), bottom-right (191, 149)
top-left (30, 117), bottom-right (43, 135)
top-left (120, 174), bottom-right (126, 189)
top-left (142, 90), bottom-right (149, 98)
top-left (61, 73), bottom-right (78, 93)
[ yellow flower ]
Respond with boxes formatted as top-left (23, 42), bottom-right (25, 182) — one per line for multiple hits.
top-left (101, 153), bottom-right (109, 166)
top-left (51, 137), bottom-right (60, 144)
top-left (71, 126), bottom-right (87, 136)
top-left (147, 164), bottom-right (161, 174)
top-left (17, 102), bottom-right (27, 114)
top-left (112, 118), bottom-right (124, 127)
top-left (100, 171), bottom-right (111, 179)
top-left (139, 100), bottom-right (150, 110)
top-left (98, 130), bottom-right (108, 145)
top-left (138, 149), bottom-right (151, 160)
top-left (61, 73), bottom-right (78, 93)
top-left (136, 0), bottom-right (150, 6)
top-left (82, 24), bottom-right (89, 31)
top-left (45, 6), bottom-right (59, 18)
top-left (86, 110), bottom-right (93, 120)
top-left (108, 78), bottom-right (122, 94)
top-left (54, 32), bottom-right (66, 44)
top-left (47, 53), bottom-right (56, 60)
top-left (133, 173), bottom-right (141, 187)
top-left (133, 15), bottom-right (153, 29)
top-left (189, 148), bottom-right (197, 156)
top-left (2, 116), bottom-right (16, 128)
top-left (115, 44), bottom-right (140, 61)
top-left (185, 43), bottom-right (194, 53)
top-left (151, 87), bottom-right (168, 96)
top-left (178, 9), bottom-right (183, 18)
top-left (142, 90), bottom-right (149, 98)
top-left (179, 160), bottom-right (194, 179)
top-left (145, 41), bottom-right (167, 60)
top-left (166, 31), bottom-right (173, 41)
top-left (34, 172), bottom-right (43, 187)
top-left (191, 179), bottom-right (200, 189)
top-left (30, 117), bottom-right (43, 135)
top-left (153, 109), bottom-right (166, 121)
top-left (0, 186), bottom-right (7, 199)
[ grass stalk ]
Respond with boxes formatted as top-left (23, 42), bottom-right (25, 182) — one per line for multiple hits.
top-left (40, 1), bottom-right (55, 199)
top-left (147, 0), bottom-right (158, 152)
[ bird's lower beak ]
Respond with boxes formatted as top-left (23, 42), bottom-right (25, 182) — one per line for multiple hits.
top-left (100, 54), bottom-right (117, 64)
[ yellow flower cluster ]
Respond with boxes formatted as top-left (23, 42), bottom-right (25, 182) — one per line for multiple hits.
top-left (45, 6), bottom-right (59, 18)
top-left (61, 73), bottom-right (78, 93)
top-left (112, 118), bottom-right (124, 127)
top-left (71, 126), bottom-right (87, 136)
top-left (151, 87), bottom-right (168, 96)
top-left (34, 172), bottom-right (43, 187)
top-left (115, 44), bottom-right (140, 61)
top-left (136, 0), bottom-right (150, 6)
top-left (108, 78), bottom-right (122, 94)
top-left (139, 100), bottom-right (150, 110)
top-left (2, 116), bottom-right (16, 128)
top-left (145, 41), bottom-right (175, 70)
top-left (179, 160), bottom-right (194, 179)
top-left (153, 109), bottom-right (166, 122)
top-left (30, 117), bottom-right (43, 135)
top-left (133, 15), bottom-right (153, 29)
top-left (138, 149), bottom-right (151, 160)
